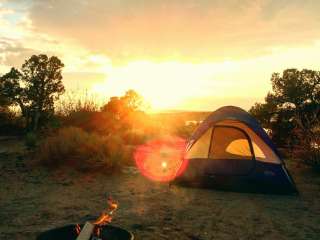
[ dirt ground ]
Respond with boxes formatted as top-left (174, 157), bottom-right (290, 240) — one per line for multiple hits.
top-left (1, 137), bottom-right (320, 240)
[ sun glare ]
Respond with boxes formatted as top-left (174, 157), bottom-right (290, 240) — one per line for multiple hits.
top-left (90, 60), bottom-right (239, 111)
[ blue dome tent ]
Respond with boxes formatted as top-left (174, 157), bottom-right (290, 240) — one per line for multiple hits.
top-left (174, 106), bottom-right (297, 194)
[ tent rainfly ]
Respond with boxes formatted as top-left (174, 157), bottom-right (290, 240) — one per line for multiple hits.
top-left (174, 106), bottom-right (297, 194)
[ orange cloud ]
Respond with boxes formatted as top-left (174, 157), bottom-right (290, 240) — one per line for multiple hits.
top-left (27, 0), bottom-right (320, 63)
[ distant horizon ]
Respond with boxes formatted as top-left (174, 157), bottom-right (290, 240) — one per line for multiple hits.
top-left (54, 88), bottom-right (261, 113)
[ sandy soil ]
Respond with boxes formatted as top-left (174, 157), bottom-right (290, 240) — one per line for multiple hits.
top-left (1, 138), bottom-right (320, 240)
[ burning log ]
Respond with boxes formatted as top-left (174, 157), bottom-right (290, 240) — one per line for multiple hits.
top-left (75, 197), bottom-right (118, 240)
top-left (75, 222), bottom-right (95, 240)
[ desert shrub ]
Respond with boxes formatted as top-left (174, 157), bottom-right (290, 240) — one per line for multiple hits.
top-left (56, 90), bottom-right (99, 116)
top-left (294, 134), bottom-right (320, 170)
top-left (174, 122), bottom-right (198, 139)
top-left (25, 132), bottom-right (38, 149)
top-left (55, 92), bottom-right (107, 133)
top-left (0, 107), bottom-right (24, 135)
top-left (121, 129), bottom-right (148, 145)
top-left (36, 127), bottom-right (130, 172)
top-left (293, 109), bottom-right (320, 170)
top-left (303, 147), bottom-right (320, 170)
top-left (62, 109), bottom-right (99, 131)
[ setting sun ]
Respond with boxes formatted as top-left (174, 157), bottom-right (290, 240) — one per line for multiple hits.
top-left (91, 60), bottom-right (227, 111)
top-left (89, 59), bottom-right (265, 111)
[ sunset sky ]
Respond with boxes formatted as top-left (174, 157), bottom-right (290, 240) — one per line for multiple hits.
top-left (1, 0), bottom-right (320, 111)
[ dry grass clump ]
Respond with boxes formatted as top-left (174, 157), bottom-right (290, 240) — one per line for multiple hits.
top-left (36, 127), bottom-right (130, 172)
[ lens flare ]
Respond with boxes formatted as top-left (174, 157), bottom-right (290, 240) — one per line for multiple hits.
top-left (134, 136), bottom-right (188, 182)
top-left (161, 161), bottom-right (167, 169)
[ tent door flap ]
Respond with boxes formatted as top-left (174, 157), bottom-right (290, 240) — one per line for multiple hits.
top-left (206, 126), bottom-right (256, 176)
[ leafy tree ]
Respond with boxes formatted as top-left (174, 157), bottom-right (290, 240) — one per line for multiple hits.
top-left (0, 54), bottom-right (65, 131)
top-left (101, 89), bottom-right (144, 119)
top-left (101, 90), bottom-right (147, 133)
top-left (0, 92), bottom-right (9, 107)
top-left (250, 69), bottom-right (320, 146)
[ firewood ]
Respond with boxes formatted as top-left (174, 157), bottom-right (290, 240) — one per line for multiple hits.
top-left (76, 221), bottom-right (95, 240)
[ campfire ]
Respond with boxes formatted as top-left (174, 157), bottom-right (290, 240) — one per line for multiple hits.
top-left (36, 197), bottom-right (133, 240)
top-left (75, 197), bottom-right (118, 240)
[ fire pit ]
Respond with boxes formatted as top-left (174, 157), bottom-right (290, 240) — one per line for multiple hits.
top-left (36, 197), bottom-right (133, 240)
top-left (36, 224), bottom-right (134, 240)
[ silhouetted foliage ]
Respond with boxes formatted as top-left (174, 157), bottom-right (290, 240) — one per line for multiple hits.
top-left (57, 89), bottom-right (154, 144)
top-left (250, 68), bottom-right (320, 148)
top-left (101, 89), bottom-right (144, 118)
top-left (57, 93), bottom-right (101, 133)
top-left (0, 54), bottom-right (65, 131)
top-left (101, 89), bottom-right (147, 131)
top-left (0, 107), bottom-right (22, 134)
top-left (293, 108), bottom-right (320, 167)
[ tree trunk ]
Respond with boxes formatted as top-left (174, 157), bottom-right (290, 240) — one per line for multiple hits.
top-left (33, 110), bottom-right (40, 131)
top-left (17, 101), bottom-right (30, 130)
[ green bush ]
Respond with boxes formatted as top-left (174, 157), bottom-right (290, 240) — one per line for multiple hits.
top-left (36, 127), bottom-right (130, 172)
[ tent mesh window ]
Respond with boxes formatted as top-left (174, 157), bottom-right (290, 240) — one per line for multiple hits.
top-left (216, 120), bottom-right (278, 163)
top-left (209, 126), bottom-right (253, 160)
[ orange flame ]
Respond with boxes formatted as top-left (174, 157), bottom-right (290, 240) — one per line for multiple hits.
top-left (75, 197), bottom-right (118, 237)
top-left (94, 197), bottom-right (118, 225)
